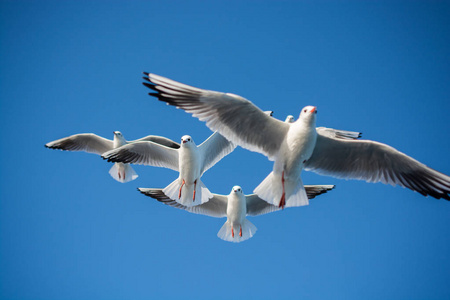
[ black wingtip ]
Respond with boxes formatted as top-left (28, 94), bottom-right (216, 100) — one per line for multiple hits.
top-left (142, 76), bottom-right (151, 82)
top-left (143, 71), bottom-right (149, 76)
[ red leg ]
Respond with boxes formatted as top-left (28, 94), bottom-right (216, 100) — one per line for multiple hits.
top-left (118, 172), bottom-right (121, 180)
top-left (178, 179), bottom-right (186, 199)
top-left (193, 179), bottom-right (197, 202)
top-left (231, 227), bottom-right (234, 238)
top-left (279, 171), bottom-right (286, 209)
top-left (239, 226), bottom-right (242, 237)
top-left (123, 171), bottom-right (126, 180)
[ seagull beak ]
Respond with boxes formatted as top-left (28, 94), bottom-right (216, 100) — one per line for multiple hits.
top-left (182, 140), bottom-right (187, 144)
top-left (311, 107), bottom-right (316, 114)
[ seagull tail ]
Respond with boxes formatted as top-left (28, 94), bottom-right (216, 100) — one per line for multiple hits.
top-left (217, 219), bottom-right (257, 243)
top-left (163, 178), bottom-right (213, 207)
top-left (108, 163), bottom-right (138, 183)
top-left (254, 171), bottom-right (309, 207)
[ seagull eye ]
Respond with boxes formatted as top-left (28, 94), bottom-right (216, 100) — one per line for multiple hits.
top-left (303, 109), bottom-right (307, 113)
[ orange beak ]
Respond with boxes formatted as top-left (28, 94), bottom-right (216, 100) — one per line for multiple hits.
top-left (310, 107), bottom-right (316, 113)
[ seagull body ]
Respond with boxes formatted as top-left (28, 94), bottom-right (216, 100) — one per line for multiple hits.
top-left (143, 73), bottom-right (450, 206)
top-left (139, 184), bottom-right (334, 242)
top-left (45, 131), bottom-right (180, 183)
top-left (102, 132), bottom-right (236, 206)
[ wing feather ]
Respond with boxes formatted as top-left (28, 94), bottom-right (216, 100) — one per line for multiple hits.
top-left (45, 133), bottom-right (113, 155)
top-left (143, 73), bottom-right (289, 159)
top-left (139, 188), bottom-right (227, 218)
top-left (305, 132), bottom-right (450, 200)
top-left (101, 141), bottom-right (179, 171)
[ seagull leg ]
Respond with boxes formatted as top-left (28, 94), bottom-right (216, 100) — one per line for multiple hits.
top-left (239, 226), bottom-right (242, 237)
top-left (193, 179), bottom-right (197, 202)
top-left (279, 171), bottom-right (286, 209)
top-left (118, 171), bottom-right (122, 180)
top-left (231, 227), bottom-right (234, 238)
top-left (179, 179), bottom-right (186, 199)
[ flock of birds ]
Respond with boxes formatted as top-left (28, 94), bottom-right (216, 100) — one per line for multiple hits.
top-left (46, 73), bottom-right (450, 243)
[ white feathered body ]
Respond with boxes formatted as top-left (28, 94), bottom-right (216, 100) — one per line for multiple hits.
top-left (163, 140), bottom-right (213, 206)
top-left (109, 133), bottom-right (137, 183)
top-left (226, 191), bottom-right (247, 226)
top-left (217, 189), bottom-right (257, 243)
top-left (255, 112), bottom-right (318, 207)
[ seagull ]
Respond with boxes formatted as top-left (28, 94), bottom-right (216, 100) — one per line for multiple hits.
top-left (139, 184), bottom-right (335, 243)
top-left (102, 131), bottom-right (236, 207)
top-left (46, 131), bottom-right (180, 183)
top-left (285, 115), bottom-right (295, 123)
top-left (142, 72), bottom-right (450, 208)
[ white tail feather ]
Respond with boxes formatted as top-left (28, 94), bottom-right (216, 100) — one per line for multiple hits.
top-left (217, 219), bottom-right (257, 243)
top-left (109, 163), bottom-right (138, 183)
top-left (254, 171), bottom-right (309, 207)
top-left (163, 178), bottom-right (213, 207)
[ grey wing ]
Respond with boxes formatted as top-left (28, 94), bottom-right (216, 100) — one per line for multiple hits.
top-left (305, 185), bottom-right (335, 199)
top-left (138, 188), bottom-right (228, 218)
top-left (143, 73), bottom-right (289, 160)
top-left (131, 135), bottom-right (180, 149)
top-left (101, 141), bottom-right (179, 171)
top-left (199, 131), bottom-right (237, 174)
top-left (45, 133), bottom-right (114, 155)
top-left (245, 194), bottom-right (281, 216)
top-left (246, 185), bottom-right (335, 216)
top-left (305, 132), bottom-right (450, 200)
top-left (316, 127), bottom-right (362, 140)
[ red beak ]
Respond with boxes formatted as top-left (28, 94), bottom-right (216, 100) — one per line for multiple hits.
top-left (310, 107), bottom-right (316, 113)
top-left (182, 140), bottom-right (187, 144)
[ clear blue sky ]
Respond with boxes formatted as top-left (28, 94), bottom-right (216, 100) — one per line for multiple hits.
top-left (1, 1), bottom-right (450, 299)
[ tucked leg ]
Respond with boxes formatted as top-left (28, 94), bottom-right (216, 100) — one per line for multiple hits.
top-left (178, 179), bottom-right (186, 199)
top-left (193, 179), bottom-right (197, 202)
top-left (279, 171), bottom-right (286, 209)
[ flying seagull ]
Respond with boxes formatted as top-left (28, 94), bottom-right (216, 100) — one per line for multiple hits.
top-left (102, 131), bottom-right (236, 206)
top-left (142, 72), bottom-right (450, 208)
top-left (46, 131), bottom-right (180, 183)
top-left (139, 184), bottom-right (335, 243)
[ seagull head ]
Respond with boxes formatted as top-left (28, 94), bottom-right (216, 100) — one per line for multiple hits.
top-left (298, 106), bottom-right (317, 125)
top-left (285, 115), bottom-right (295, 123)
top-left (181, 135), bottom-right (194, 146)
top-left (113, 131), bottom-right (123, 137)
top-left (232, 186), bottom-right (243, 194)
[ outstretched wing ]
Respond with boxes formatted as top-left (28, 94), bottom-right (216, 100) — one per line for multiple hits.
top-left (246, 184), bottom-right (335, 216)
top-left (198, 131), bottom-right (236, 174)
top-left (316, 127), bottom-right (362, 140)
top-left (143, 73), bottom-right (289, 160)
top-left (45, 133), bottom-right (113, 155)
top-left (139, 188), bottom-right (228, 218)
top-left (102, 141), bottom-right (179, 171)
top-left (131, 135), bottom-right (180, 149)
top-left (305, 132), bottom-right (450, 200)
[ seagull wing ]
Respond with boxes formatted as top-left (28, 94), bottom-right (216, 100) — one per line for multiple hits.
top-left (305, 132), bottom-right (450, 200)
top-left (139, 188), bottom-right (228, 218)
top-left (45, 133), bottom-right (113, 155)
top-left (304, 185), bottom-right (335, 199)
top-left (246, 184), bottom-right (335, 216)
top-left (316, 127), bottom-right (362, 140)
top-left (131, 135), bottom-right (180, 149)
top-left (245, 194), bottom-right (281, 216)
top-left (198, 131), bottom-right (236, 174)
top-left (143, 73), bottom-right (289, 160)
top-left (102, 141), bottom-right (179, 171)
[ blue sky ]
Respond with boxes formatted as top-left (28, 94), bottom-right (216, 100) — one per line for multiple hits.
top-left (1, 1), bottom-right (450, 299)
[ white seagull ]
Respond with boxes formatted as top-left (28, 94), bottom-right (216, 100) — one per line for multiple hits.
top-left (285, 115), bottom-right (295, 123)
top-left (102, 132), bottom-right (236, 207)
top-left (46, 131), bottom-right (180, 183)
top-left (139, 184), bottom-right (335, 243)
top-left (142, 73), bottom-right (450, 208)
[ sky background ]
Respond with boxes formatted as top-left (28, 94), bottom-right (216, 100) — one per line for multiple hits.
top-left (1, 1), bottom-right (450, 299)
